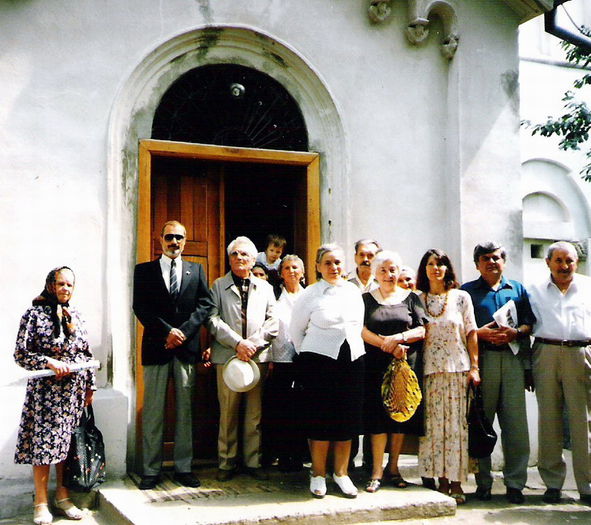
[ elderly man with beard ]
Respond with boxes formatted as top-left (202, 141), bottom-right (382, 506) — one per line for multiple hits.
top-left (133, 220), bottom-right (213, 490)
top-left (209, 236), bottom-right (278, 481)
top-left (528, 241), bottom-right (591, 505)
top-left (461, 241), bottom-right (534, 504)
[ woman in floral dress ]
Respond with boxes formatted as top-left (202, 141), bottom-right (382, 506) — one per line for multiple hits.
top-left (415, 249), bottom-right (480, 504)
top-left (14, 266), bottom-right (96, 525)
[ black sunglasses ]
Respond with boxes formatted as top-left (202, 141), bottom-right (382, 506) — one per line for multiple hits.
top-left (164, 234), bottom-right (185, 242)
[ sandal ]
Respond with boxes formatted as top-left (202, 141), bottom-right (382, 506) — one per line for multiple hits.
top-left (34, 503), bottom-right (53, 525)
top-left (365, 479), bottom-right (381, 493)
top-left (450, 492), bottom-right (466, 505)
top-left (310, 475), bottom-right (327, 498)
top-left (390, 473), bottom-right (408, 488)
top-left (53, 498), bottom-right (84, 520)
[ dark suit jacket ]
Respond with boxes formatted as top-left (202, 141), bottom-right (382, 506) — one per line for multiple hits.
top-left (133, 258), bottom-right (214, 365)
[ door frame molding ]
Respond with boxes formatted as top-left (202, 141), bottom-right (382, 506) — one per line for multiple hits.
top-left (136, 138), bottom-right (320, 458)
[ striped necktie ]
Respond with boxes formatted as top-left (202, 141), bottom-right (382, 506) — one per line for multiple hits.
top-left (170, 259), bottom-right (179, 299)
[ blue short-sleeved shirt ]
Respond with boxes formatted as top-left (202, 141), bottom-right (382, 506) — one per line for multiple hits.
top-left (461, 276), bottom-right (535, 329)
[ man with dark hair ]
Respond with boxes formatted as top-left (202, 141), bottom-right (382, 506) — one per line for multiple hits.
top-left (133, 220), bottom-right (213, 490)
top-left (461, 241), bottom-right (534, 504)
top-left (528, 241), bottom-right (591, 505)
top-left (348, 239), bottom-right (381, 292)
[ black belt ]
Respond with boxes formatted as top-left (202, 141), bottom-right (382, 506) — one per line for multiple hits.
top-left (535, 337), bottom-right (591, 348)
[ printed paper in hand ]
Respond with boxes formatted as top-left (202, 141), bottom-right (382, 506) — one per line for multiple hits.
top-left (493, 300), bottom-right (519, 355)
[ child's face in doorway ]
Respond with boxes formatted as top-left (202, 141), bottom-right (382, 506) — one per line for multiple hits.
top-left (265, 244), bottom-right (283, 264)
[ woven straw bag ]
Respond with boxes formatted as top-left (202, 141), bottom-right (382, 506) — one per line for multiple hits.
top-left (381, 356), bottom-right (422, 422)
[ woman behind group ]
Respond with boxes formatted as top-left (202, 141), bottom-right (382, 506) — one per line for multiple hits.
top-left (361, 251), bottom-right (426, 493)
top-left (290, 244), bottom-right (365, 498)
top-left (416, 249), bottom-right (480, 504)
top-left (14, 267), bottom-right (96, 525)
top-left (264, 255), bottom-right (307, 472)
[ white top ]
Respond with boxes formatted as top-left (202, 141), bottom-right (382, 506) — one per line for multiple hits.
top-left (159, 254), bottom-right (182, 291)
top-left (290, 279), bottom-right (365, 360)
top-left (347, 271), bottom-right (379, 293)
top-left (419, 289), bottom-right (477, 375)
top-left (528, 274), bottom-right (591, 340)
top-left (256, 251), bottom-right (281, 271)
top-left (270, 287), bottom-right (304, 363)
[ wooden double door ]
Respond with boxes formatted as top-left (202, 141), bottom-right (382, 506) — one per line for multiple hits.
top-left (136, 139), bottom-right (319, 462)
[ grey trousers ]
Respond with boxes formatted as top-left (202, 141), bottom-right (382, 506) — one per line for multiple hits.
top-left (216, 363), bottom-right (267, 471)
top-left (475, 350), bottom-right (530, 490)
top-left (533, 342), bottom-right (591, 495)
top-left (142, 358), bottom-right (195, 476)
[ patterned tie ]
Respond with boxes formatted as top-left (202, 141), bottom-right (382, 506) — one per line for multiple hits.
top-left (170, 259), bottom-right (179, 299)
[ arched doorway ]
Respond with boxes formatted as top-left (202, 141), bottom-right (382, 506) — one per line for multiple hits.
top-left (136, 63), bottom-right (319, 463)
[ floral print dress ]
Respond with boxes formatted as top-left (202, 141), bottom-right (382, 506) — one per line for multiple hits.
top-left (418, 289), bottom-right (477, 482)
top-left (14, 305), bottom-right (96, 465)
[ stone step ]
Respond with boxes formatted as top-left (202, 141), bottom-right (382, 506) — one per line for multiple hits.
top-left (96, 466), bottom-right (455, 525)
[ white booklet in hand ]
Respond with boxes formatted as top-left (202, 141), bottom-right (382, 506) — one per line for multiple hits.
top-left (493, 300), bottom-right (519, 355)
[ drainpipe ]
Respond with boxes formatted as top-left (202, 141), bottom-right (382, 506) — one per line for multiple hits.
top-left (544, 0), bottom-right (591, 54)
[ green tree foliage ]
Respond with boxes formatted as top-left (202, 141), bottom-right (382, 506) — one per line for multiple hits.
top-left (525, 29), bottom-right (591, 180)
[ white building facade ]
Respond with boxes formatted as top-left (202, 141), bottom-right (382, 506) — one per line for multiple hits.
top-left (0, 0), bottom-right (556, 517)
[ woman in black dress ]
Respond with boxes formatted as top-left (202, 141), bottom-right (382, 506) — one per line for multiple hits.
top-left (361, 251), bottom-right (426, 492)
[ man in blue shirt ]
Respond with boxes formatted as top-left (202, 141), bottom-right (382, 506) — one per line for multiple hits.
top-left (461, 241), bottom-right (535, 504)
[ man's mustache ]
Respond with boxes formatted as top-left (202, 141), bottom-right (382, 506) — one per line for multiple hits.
top-left (360, 261), bottom-right (371, 267)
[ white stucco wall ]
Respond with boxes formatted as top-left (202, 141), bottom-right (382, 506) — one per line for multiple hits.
top-left (0, 0), bottom-right (533, 515)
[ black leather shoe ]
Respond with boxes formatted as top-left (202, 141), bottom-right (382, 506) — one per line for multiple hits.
top-left (138, 475), bottom-right (160, 490)
top-left (506, 488), bottom-right (524, 504)
top-left (173, 472), bottom-right (201, 488)
top-left (216, 469), bottom-right (235, 482)
top-left (246, 467), bottom-right (269, 481)
top-left (543, 488), bottom-right (561, 503)
top-left (475, 487), bottom-right (492, 501)
top-left (580, 494), bottom-right (591, 505)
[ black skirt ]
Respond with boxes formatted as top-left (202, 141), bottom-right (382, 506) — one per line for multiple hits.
top-left (296, 341), bottom-right (365, 441)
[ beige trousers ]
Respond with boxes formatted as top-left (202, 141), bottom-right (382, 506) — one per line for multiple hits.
top-left (215, 363), bottom-right (267, 471)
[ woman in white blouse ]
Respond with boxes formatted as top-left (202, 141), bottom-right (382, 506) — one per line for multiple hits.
top-left (415, 249), bottom-right (480, 504)
top-left (290, 244), bottom-right (365, 498)
top-left (264, 255), bottom-right (307, 472)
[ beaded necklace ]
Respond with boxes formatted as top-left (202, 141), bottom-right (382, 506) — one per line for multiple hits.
top-left (425, 291), bottom-right (449, 318)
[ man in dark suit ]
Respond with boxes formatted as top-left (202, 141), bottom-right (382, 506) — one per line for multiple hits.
top-left (133, 220), bottom-right (213, 490)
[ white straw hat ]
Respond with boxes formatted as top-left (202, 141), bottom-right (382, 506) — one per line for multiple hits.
top-left (222, 356), bottom-right (261, 392)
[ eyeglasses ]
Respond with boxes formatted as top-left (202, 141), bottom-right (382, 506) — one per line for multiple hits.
top-left (163, 234), bottom-right (185, 242)
top-left (230, 250), bottom-right (251, 258)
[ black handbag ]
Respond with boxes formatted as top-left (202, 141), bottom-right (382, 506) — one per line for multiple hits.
top-left (63, 405), bottom-right (106, 492)
top-left (466, 383), bottom-right (497, 459)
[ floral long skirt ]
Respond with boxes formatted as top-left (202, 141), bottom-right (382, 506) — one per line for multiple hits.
top-left (418, 372), bottom-right (469, 482)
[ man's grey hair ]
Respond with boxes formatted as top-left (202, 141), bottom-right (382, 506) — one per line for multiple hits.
top-left (371, 250), bottom-right (402, 273)
top-left (547, 241), bottom-right (578, 261)
top-left (354, 238), bottom-right (382, 254)
top-left (473, 241), bottom-right (506, 265)
top-left (227, 236), bottom-right (257, 259)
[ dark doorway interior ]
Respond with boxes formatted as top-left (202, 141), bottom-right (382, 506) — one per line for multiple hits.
top-left (224, 162), bottom-right (300, 267)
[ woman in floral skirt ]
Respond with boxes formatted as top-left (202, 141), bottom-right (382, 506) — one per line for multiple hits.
top-left (14, 266), bottom-right (96, 525)
top-left (416, 249), bottom-right (480, 504)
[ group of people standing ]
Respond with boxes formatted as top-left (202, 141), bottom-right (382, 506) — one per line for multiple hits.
top-left (13, 219), bottom-right (591, 524)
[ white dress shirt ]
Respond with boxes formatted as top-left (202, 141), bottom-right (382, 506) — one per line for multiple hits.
top-left (529, 274), bottom-right (591, 340)
top-left (159, 254), bottom-right (183, 292)
top-left (290, 279), bottom-right (365, 360)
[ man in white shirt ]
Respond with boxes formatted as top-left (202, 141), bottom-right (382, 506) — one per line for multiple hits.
top-left (528, 241), bottom-right (591, 505)
top-left (348, 239), bottom-right (381, 293)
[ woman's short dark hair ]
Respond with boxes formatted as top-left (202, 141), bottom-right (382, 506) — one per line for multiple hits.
top-left (416, 249), bottom-right (459, 293)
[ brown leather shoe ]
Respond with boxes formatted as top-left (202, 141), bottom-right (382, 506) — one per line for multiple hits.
top-left (216, 469), bottom-right (235, 482)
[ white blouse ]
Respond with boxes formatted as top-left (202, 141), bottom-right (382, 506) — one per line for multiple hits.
top-left (270, 287), bottom-right (304, 363)
top-left (290, 279), bottom-right (365, 361)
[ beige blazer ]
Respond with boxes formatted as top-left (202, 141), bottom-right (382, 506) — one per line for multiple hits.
top-left (208, 272), bottom-right (278, 364)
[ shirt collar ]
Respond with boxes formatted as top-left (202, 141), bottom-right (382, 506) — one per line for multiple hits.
top-left (475, 275), bottom-right (512, 291)
top-left (161, 254), bottom-right (182, 268)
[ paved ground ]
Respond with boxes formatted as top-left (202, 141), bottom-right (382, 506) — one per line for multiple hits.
top-left (3, 454), bottom-right (591, 524)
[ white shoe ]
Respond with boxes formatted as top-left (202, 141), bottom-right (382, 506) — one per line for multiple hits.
top-left (310, 475), bottom-right (327, 498)
top-left (33, 503), bottom-right (53, 525)
top-left (333, 474), bottom-right (358, 498)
